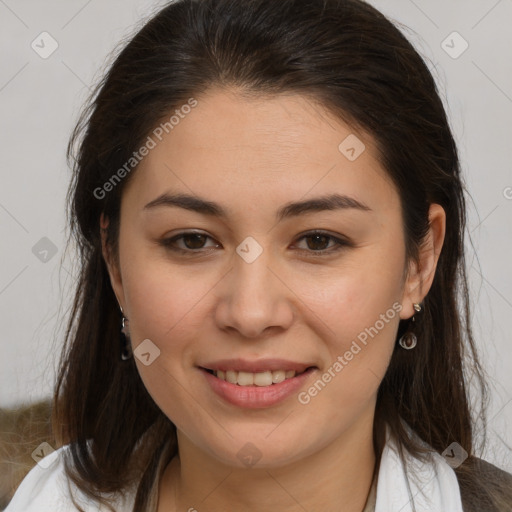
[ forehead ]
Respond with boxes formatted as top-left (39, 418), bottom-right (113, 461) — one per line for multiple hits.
top-left (123, 88), bottom-right (399, 215)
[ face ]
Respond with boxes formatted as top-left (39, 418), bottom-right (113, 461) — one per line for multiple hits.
top-left (103, 87), bottom-right (440, 469)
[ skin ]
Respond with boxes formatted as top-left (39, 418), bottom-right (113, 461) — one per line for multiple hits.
top-left (101, 87), bottom-right (446, 512)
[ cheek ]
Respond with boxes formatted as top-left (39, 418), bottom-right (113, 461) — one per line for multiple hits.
top-left (120, 246), bottom-right (216, 343)
top-left (300, 248), bottom-right (404, 390)
top-left (120, 259), bottom-right (213, 428)
top-left (294, 281), bottom-right (401, 426)
top-left (304, 247), bottom-right (404, 334)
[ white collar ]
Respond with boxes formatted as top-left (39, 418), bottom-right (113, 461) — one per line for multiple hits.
top-left (375, 427), bottom-right (464, 512)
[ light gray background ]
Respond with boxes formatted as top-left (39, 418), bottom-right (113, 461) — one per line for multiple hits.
top-left (0, 0), bottom-right (511, 471)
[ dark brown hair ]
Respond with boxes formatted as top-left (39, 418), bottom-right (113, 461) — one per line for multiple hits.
top-left (54, 0), bottom-right (512, 510)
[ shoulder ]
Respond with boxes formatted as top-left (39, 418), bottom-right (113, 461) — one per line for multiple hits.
top-left (456, 457), bottom-right (512, 512)
top-left (4, 444), bottom-right (136, 512)
top-left (4, 444), bottom-right (73, 512)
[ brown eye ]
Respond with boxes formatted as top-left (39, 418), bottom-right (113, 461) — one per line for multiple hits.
top-left (160, 231), bottom-right (220, 254)
top-left (160, 230), bottom-right (351, 257)
top-left (304, 234), bottom-right (331, 251)
top-left (179, 233), bottom-right (209, 250)
top-left (294, 231), bottom-right (352, 256)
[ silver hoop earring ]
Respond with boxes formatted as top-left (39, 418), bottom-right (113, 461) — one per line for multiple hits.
top-left (398, 302), bottom-right (422, 350)
top-left (120, 313), bottom-right (133, 360)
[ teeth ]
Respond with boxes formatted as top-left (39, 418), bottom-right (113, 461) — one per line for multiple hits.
top-left (213, 369), bottom-right (299, 386)
top-left (238, 371), bottom-right (254, 386)
top-left (272, 370), bottom-right (286, 384)
top-left (226, 370), bottom-right (237, 384)
top-left (254, 371), bottom-right (272, 386)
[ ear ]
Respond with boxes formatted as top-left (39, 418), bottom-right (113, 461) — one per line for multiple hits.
top-left (100, 213), bottom-right (126, 312)
top-left (400, 203), bottom-right (446, 320)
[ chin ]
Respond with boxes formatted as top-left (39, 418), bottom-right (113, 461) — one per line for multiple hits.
top-left (192, 427), bottom-right (321, 470)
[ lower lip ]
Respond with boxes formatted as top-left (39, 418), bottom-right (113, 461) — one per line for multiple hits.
top-left (200, 367), bottom-right (317, 409)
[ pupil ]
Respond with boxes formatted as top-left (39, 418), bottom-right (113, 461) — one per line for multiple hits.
top-left (184, 234), bottom-right (206, 249)
top-left (308, 234), bottom-right (328, 250)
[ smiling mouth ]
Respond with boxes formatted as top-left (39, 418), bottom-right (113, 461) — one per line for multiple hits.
top-left (201, 367), bottom-right (316, 387)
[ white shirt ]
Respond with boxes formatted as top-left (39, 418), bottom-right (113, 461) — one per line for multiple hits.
top-left (4, 446), bottom-right (137, 511)
top-left (5, 427), bottom-right (463, 512)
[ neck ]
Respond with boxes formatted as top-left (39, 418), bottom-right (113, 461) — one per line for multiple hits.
top-left (159, 410), bottom-right (377, 512)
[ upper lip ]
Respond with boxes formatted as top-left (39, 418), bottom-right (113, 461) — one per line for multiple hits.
top-left (199, 358), bottom-right (316, 374)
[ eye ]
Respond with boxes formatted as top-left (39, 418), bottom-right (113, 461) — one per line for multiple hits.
top-left (160, 231), bottom-right (219, 254)
top-left (160, 229), bottom-right (352, 257)
top-left (293, 230), bottom-right (352, 256)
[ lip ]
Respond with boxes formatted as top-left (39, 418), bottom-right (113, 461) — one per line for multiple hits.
top-left (199, 358), bottom-right (315, 374)
top-left (200, 366), bottom-right (317, 409)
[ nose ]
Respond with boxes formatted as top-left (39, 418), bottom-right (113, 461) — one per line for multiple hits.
top-left (213, 245), bottom-right (294, 339)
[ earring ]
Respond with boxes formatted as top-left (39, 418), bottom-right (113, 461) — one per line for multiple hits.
top-left (119, 307), bottom-right (133, 360)
top-left (398, 302), bottom-right (422, 350)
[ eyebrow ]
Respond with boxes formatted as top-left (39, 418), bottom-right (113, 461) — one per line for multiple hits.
top-left (143, 192), bottom-right (372, 221)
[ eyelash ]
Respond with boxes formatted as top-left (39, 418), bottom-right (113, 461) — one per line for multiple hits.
top-left (159, 230), bottom-right (352, 257)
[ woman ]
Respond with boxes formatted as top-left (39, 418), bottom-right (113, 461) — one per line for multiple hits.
top-left (6, 0), bottom-right (512, 510)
